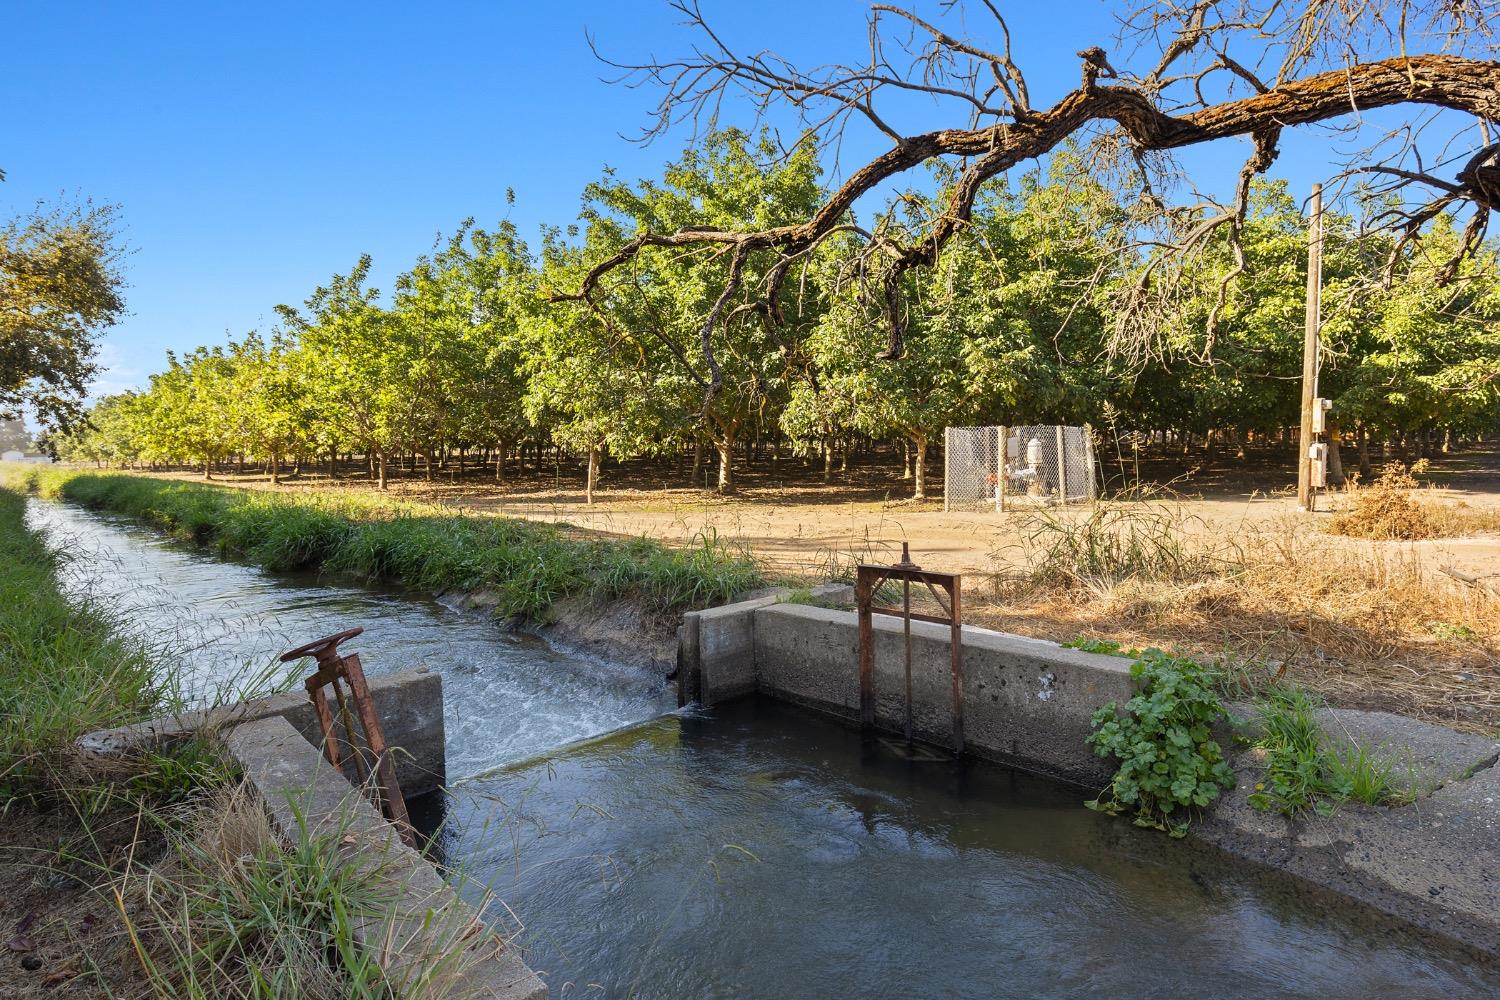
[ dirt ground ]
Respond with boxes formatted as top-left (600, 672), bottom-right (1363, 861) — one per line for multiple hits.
top-left (141, 445), bottom-right (1500, 584)
top-left (0, 801), bottom-right (160, 998)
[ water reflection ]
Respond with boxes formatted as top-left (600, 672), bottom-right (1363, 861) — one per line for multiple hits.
top-left (445, 698), bottom-right (1500, 1000)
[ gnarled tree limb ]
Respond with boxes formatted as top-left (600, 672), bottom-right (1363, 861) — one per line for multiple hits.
top-left (566, 1), bottom-right (1499, 368)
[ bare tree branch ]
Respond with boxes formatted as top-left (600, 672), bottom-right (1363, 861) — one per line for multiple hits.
top-left (569, 2), bottom-right (1500, 362)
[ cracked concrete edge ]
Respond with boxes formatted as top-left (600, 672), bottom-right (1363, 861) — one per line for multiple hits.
top-left (1197, 751), bottom-right (1500, 956)
top-left (222, 715), bottom-right (547, 1000)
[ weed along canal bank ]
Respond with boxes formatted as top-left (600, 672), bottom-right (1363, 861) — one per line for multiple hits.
top-left (7, 468), bottom-right (1500, 997)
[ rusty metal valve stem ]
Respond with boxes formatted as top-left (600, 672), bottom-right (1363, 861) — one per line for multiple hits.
top-left (280, 627), bottom-right (415, 847)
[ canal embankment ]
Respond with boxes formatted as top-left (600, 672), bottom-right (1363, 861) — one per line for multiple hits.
top-left (2, 478), bottom-right (540, 998)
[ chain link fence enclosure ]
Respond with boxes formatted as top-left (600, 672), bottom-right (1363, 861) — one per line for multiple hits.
top-left (943, 426), bottom-right (1097, 511)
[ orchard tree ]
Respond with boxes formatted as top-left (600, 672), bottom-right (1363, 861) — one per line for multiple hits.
top-left (277, 257), bottom-right (412, 488)
top-left (1328, 212), bottom-right (1500, 465)
top-left (395, 217), bottom-right (537, 481)
top-left (568, 1), bottom-right (1500, 411)
top-left (0, 200), bottom-right (125, 428)
top-left (555, 129), bottom-right (827, 492)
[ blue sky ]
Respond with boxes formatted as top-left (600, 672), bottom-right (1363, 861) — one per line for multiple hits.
top-left (4, 1), bottom-right (1369, 406)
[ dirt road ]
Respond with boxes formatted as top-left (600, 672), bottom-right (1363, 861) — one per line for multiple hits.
top-left (152, 446), bottom-right (1500, 583)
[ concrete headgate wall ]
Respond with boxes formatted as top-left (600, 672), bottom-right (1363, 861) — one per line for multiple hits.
top-left (677, 595), bottom-right (1136, 787)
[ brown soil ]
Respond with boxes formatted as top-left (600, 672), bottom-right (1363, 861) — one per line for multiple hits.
top-left (0, 800), bottom-right (164, 998)
top-left (129, 445), bottom-right (1500, 584)
top-left (80, 444), bottom-right (1500, 731)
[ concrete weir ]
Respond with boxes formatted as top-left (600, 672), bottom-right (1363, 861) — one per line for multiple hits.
top-left (77, 670), bottom-right (547, 999)
top-left (679, 593), bottom-right (1500, 956)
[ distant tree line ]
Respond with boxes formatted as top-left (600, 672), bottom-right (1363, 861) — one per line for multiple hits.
top-left (51, 131), bottom-right (1500, 499)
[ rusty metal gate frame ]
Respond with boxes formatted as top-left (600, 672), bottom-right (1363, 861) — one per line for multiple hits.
top-left (280, 627), bottom-right (415, 847)
top-left (854, 543), bottom-right (964, 753)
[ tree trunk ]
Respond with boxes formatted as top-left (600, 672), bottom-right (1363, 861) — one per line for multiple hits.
top-left (902, 440), bottom-right (912, 480)
top-left (822, 438), bottom-right (833, 483)
top-left (495, 441), bottom-right (506, 483)
top-left (203, 457), bottom-right (212, 481)
top-left (912, 436), bottom-right (928, 500)
top-left (1326, 419), bottom-right (1345, 486)
top-left (270, 451), bottom-right (280, 485)
top-left (691, 440), bottom-right (704, 485)
top-left (1357, 423), bottom-right (1372, 480)
top-left (377, 451), bottom-right (388, 490)
top-left (586, 445), bottom-right (601, 505)
top-left (716, 437), bottom-right (735, 493)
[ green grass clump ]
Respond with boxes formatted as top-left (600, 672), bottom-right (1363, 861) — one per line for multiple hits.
top-left (0, 484), bottom-right (175, 803)
top-left (1247, 686), bottom-right (1410, 814)
top-left (10, 468), bottom-right (763, 621)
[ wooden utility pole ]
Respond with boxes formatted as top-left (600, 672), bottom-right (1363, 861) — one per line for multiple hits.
top-left (1297, 183), bottom-right (1324, 511)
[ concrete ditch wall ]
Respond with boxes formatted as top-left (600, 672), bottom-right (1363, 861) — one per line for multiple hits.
top-left (77, 668), bottom-right (549, 997)
top-left (77, 668), bottom-right (447, 796)
top-left (682, 598), bottom-right (1134, 785)
top-left (224, 716), bottom-right (546, 999)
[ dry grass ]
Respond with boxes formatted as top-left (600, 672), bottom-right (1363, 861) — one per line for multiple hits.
top-left (113, 782), bottom-right (503, 1000)
top-left (1329, 462), bottom-right (1500, 541)
top-left (981, 494), bottom-right (1500, 733)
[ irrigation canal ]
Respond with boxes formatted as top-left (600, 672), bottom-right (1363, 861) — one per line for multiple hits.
top-left (30, 498), bottom-right (1500, 999)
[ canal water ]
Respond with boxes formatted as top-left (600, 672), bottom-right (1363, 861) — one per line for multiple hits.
top-left (29, 499), bottom-right (1500, 999)
top-left (27, 499), bottom-right (672, 779)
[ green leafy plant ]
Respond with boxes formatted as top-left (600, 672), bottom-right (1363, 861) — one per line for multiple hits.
top-left (1085, 648), bottom-right (1235, 837)
top-left (1429, 620), bottom-right (1479, 642)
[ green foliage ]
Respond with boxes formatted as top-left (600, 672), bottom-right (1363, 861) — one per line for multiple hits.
top-left (1085, 649), bottom-right (1235, 836)
top-left (125, 738), bottom-right (240, 804)
top-left (117, 789), bottom-right (425, 999)
top-left (1429, 620), bottom-right (1479, 642)
top-left (23, 469), bottom-right (762, 620)
top-left (1061, 637), bottom-right (1138, 657)
top-left (0, 483), bottom-right (171, 803)
top-left (1247, 687), bottom-right (1408, 814)
top-left (43, 154), bottom-right (1500, 486)
top-left (0, 200), bottom-right (126, 428)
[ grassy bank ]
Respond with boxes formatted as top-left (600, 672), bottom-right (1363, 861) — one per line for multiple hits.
top-left (0, 479), bottom-right (490, 997)
top-left (0, 483), bottom-right (173, 801)
top-left (7, 466), bottom-right (763, 620)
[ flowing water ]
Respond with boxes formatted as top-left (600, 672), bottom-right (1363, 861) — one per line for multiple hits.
top-left (29, 499), bottom-right (1500, 999)
top-left (27, 499), bottom-right (673, 777)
